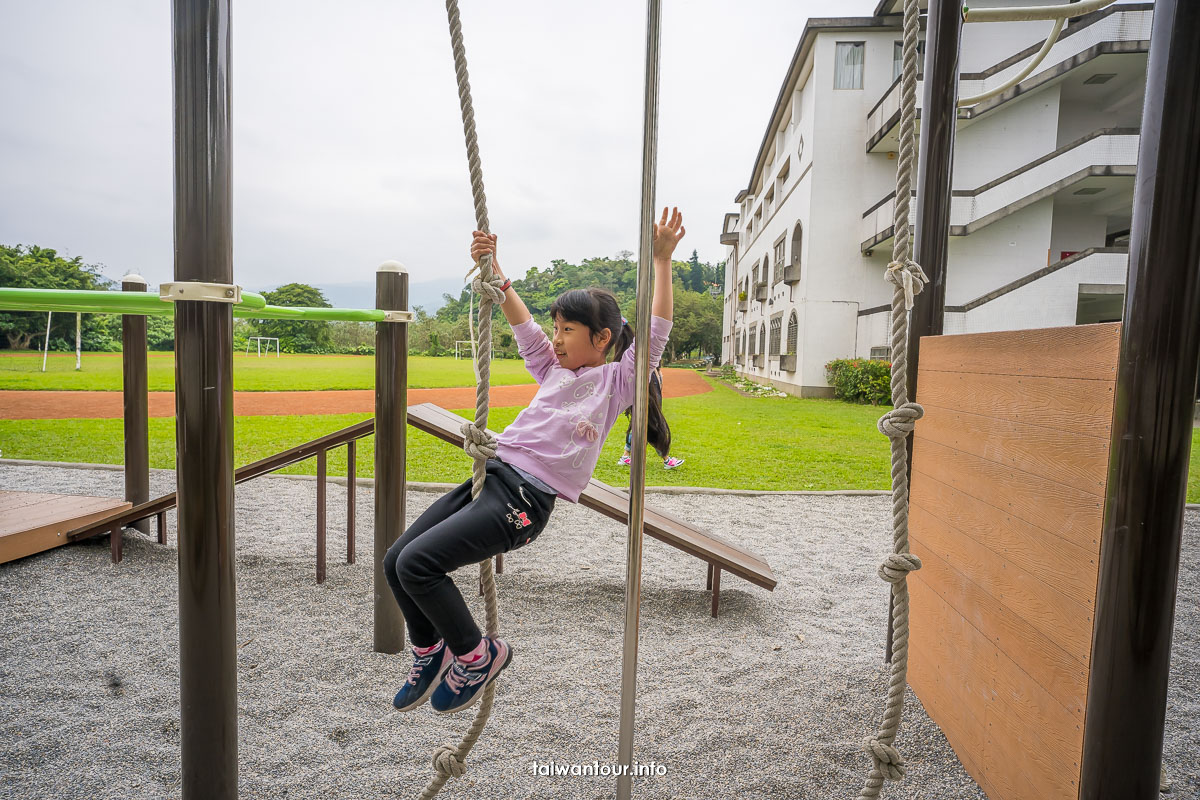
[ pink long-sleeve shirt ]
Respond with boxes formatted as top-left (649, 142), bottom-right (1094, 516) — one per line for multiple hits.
top-left (495, 315), bottom-right (673, 503)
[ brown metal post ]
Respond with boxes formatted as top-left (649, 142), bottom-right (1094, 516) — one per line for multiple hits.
top-left (887, 0), bottom-right (961, 665)
top-left (172, 1), bottom-right (237, 798)
top-left (374, 263), bottom-right (408, 653)
top-left (1081, 1), bottom-right (1200, 796)
top-left (346, 439), bottom-right (356, 564)
top-left (157, 511), bottom-right (167, 545)
top-left (317, 449), bottom-right (327, 584)
top-left (122, 275), bottom-right (150, 535)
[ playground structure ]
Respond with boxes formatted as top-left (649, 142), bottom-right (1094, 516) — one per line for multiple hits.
top-left (1, 0), bottom-right (1197, 799)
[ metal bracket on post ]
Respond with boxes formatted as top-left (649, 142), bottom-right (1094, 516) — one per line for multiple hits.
top-left (159, 282), bottom-right (242, 304)
top-left (380, 310), bottom-right (414, 323)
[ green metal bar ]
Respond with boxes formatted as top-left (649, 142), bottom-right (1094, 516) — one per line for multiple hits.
top-left (0, 286), bottom-right (404, 324)
top-left (0, 288), bottom-right (174, 317)
top-left (234, 305), bottom-right (397, 323)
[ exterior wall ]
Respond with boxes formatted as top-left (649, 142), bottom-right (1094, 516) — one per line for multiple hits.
top-left (1049, 201), bottom-right (1110, 261)
top-left (945, 201), bottom-right (1055, 306)
top-left (954, 85), bottom-right (1062, 190)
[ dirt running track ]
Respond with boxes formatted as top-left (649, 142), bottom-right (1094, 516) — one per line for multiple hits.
top-left (0, 368), bottom-right (712, 420)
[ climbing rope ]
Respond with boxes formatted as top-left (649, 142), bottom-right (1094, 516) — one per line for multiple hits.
top-left (858, 0), bottom-right (928, 796)
top-left (416, 2), bottom-right (506, 797)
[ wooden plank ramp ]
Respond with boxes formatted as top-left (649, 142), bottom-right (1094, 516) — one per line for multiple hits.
top-left (0, 491), bottom-right (131, 565)
top-left (406, 402), bottom-right (777, 616)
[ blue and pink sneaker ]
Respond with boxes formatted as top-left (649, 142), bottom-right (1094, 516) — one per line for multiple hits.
top-left (431, 636), bottom-right (513, 715)
top-left (664, 456), bottom-right (685, 470)
top-left (393, 641), bottom-right (454, 712)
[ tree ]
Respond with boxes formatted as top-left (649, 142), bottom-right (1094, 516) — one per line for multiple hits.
top-left (0, 244), bottom-right (118, 350)
top-left (254, 283), bottom-right (333, 353)
top-left (688, 249), bottom-right (704, 293)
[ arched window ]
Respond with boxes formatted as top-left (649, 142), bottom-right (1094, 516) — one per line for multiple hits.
top-left (769, 315), bottom-right (782, 356)
top-left (787, 311), bottom-right (798, 355)
top-left (748, 327), bottom-right (755, 355)
top-left (791, 223), bottom-right (803, 280)
top-left (759, 324), bottom-right (767, 355)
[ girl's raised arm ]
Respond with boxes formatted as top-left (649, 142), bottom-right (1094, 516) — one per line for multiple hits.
top-left (651, 208), bottom-right (685, 322)
top-left (470, 231), bottom-right (555, 383)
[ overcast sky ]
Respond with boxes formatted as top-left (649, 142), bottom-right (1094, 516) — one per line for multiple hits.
top-left (1, 0), bottom-right (876, 295)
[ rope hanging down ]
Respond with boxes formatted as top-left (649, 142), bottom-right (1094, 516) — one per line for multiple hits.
top-left (858, 0), bottom-right (928, 796)
top-left (418, 2), bottom-right (506, 797)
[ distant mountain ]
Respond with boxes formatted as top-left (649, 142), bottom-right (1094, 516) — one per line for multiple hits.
top-left (319, 276), bottom-right (466, 315)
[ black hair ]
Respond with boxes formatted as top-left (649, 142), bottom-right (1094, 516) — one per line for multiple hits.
top-left (548, 288), bottom-right (671, 459)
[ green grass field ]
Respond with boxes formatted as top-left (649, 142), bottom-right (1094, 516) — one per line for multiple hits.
top-left (2, 372), bottom-right (1199, 498)
top-left (0, 352), bottom-right (535, 391)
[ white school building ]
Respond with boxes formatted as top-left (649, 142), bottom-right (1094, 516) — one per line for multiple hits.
top-left (720, 1), bottom-right (1150, 397)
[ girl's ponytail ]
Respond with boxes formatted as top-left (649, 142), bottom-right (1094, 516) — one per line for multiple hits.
top-left (625, 367), bottom-right (672, 461)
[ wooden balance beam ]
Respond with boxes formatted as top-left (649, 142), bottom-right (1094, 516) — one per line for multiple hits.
top-left (407, 402), bottom-right (777, 617)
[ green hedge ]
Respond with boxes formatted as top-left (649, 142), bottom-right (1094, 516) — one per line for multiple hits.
top-left (825, 358), bottom-right (892, 405)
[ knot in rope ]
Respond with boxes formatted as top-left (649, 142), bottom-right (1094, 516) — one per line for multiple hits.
top-left (877, 402), bottom-right (924, 439)
top-left (884, 259), bottom-right (929, 311)
top-left (878, 552), bottom-right (922, 584)
top-left (471, 274), bottom-right (507, 305)
top-left (432, 744), bottom-right (467, 778)
top-left (863, 737), bottom-right (907, 781)
top-left (460, 421), bottom-right (498, 461)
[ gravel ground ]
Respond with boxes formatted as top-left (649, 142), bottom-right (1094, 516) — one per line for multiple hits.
top-left (0, 462), bottom-right (1196, 800)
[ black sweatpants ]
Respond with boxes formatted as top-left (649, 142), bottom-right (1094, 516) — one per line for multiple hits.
top-left (382, 458), bottom-right (556, 656)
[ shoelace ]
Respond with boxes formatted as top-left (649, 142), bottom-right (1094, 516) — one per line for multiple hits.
top-left (444, 658), bottom-right (489, 695)
top-left (407, 653), bottom-right (436, 686)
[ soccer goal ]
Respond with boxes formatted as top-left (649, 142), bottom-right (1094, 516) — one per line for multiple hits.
top-left (455, 341), bottom-right (495, 360)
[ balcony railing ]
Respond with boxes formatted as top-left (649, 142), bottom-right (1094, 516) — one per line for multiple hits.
top-left (865, 4), bottom-right (1152, 152)
top-left (862, 129), bottom-right (1139, 251)
top-left (779, 354), bottom-right (797, 372)
top-left (754, 282), bottom-right (768, 302)
top-left (751, 354), bottom-right (764, 368)
top-left (783, 264), bottom-right (802, 285)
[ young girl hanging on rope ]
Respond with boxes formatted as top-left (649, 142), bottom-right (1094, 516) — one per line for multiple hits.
top-left (384, 207), bottom-right (685, 715)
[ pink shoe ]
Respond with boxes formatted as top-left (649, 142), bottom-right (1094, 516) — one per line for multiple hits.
top-left (618, 455), bottom-right (631, 466)
top-left (664, 457), bottom-right (684, 470)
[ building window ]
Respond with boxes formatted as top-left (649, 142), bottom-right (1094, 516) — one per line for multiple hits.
top-left (769, 313), bottom-right (783, 356)
top-left (773, 237), bottom-right (786, 285)
top-left (892, 39), bottom-right (925, 82)
top-left (834, 42), bottom-right (865, 90)
top-left (752, 265), bottom-right (759, 288)
top-left (786, 311), bottom-right (798, 355)
top-left (871, 346), bottom-right (891, 361)
top-left (765, 186), bottom-right (775, 217)
top-left (791, 223), bottom-right (803, 279)
top-left (759, 324), bottom-right (767, 355)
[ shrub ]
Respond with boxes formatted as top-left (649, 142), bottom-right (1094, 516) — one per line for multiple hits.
top-left (825, 358), bottom-right (892, 405)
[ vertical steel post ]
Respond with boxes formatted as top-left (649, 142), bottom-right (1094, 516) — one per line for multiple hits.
top-left (347, 439), bottom-right (356, 565)
top-left (1081, 1), bottom-right (1200, 796)
top-left (616, 1), bottom-right (661, 797)
top-left (172, 1), bottom-right (236, 798)
top-left (887, 0), bottom-right (962, 664)
top-left (317, 449), bottom-right (327, 584)
top-left (122, 275), bottom-right (150, 535)
top-left (374, 262), bottom-right (408, 653)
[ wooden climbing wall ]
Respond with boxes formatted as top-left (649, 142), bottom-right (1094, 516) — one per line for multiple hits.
top-left (907, 322), bottom-right (1121, 800)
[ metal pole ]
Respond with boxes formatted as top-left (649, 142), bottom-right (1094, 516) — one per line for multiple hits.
top-left (887, 0), bottom-right (961, 665)
top-left (41, 311), bottom-right (51, 372)
top-left (1081, 1), bottom-right (1200, 796)
top-left (374, 262), bottom-right (408, 653)
top-left (616, 1), bottom-right (661, 797)
top-left (74, 312), bottom-right (81, 370)
top-left (122, 275), bottom-right (150, 535)
top-left (172, 1), bottom-right (236, 798)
